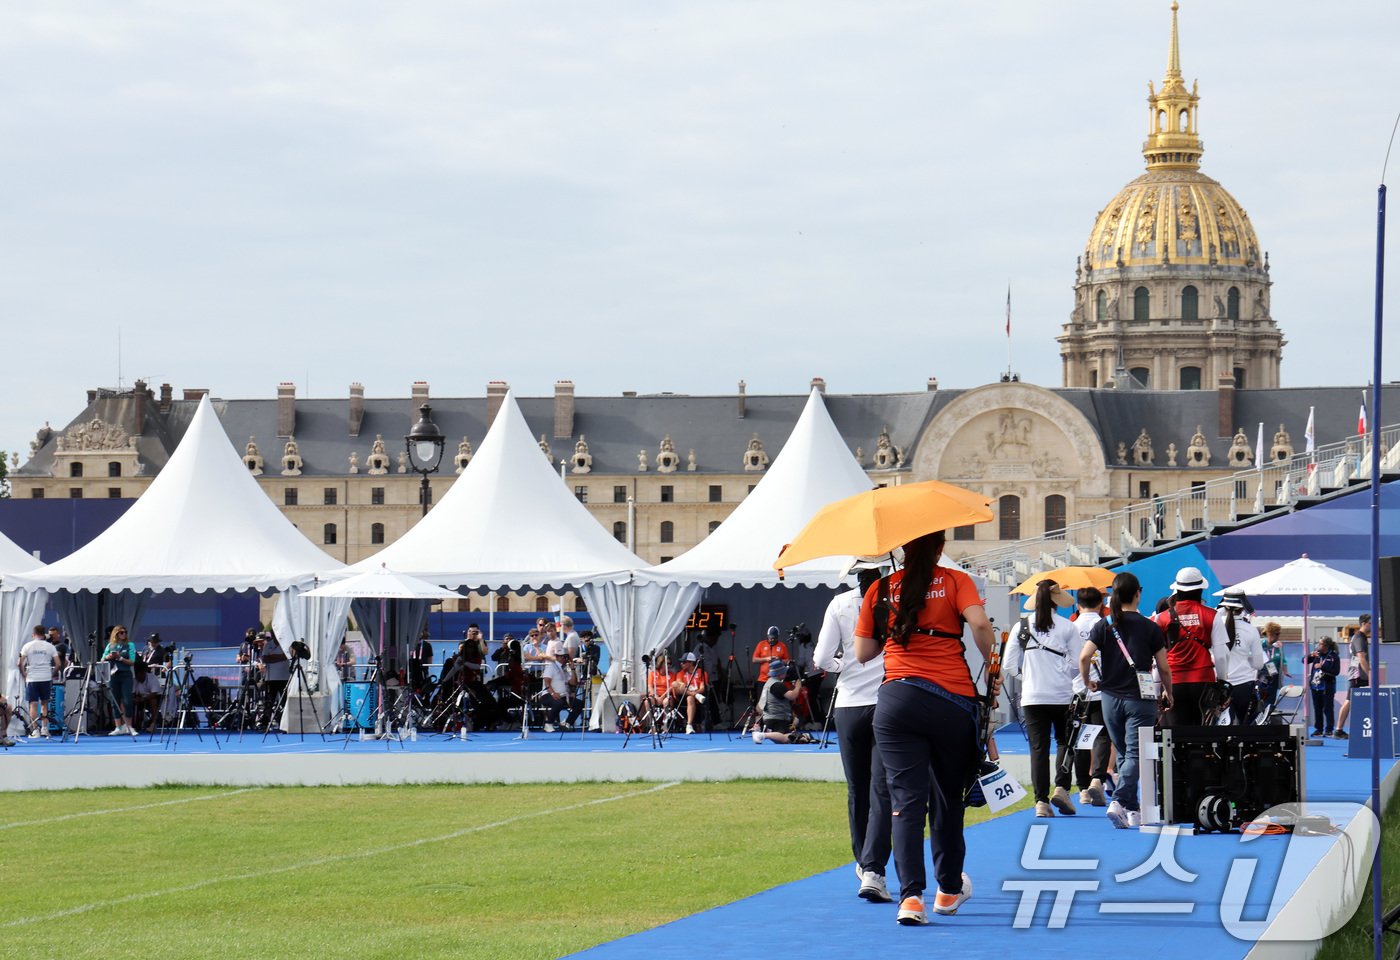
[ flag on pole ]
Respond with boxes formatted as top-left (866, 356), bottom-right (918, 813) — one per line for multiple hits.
top-left (1255, 422), bottom-right (1264, 469)
top-left (1358, 392), bottom-right (1368, 435)
top-left (1304, 406), bottom-right (1316, 474)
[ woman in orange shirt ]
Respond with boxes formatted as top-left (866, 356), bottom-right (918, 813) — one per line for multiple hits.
top-left (854, 531), bottom-right (995, 926)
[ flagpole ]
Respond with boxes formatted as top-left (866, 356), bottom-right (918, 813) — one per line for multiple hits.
top-left (1367, 120), bottom-right (1392, 960)
top-left (1005, 285), bottom-right (1013, 380)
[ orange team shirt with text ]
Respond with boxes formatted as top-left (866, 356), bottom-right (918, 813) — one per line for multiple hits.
top-left (754, 640), bottom-right (790, 682)
top-left (855, 567), bottom-right (984, 697)
top-left (1152, 601), bottom-right (1218, 684)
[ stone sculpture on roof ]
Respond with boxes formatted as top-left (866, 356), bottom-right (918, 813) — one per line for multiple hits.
top-left (244, 437), bottom-right (264, 476)
top-left (743, 434), bottom-right (768, 472)
top-left (656, 435), bottom-right (679, 473)
top-left (455, 436), bottom-right (474, 474)
top-left (570, 436), bottom-right (591, 474)
top-left (280, 437), bottom-right (302, 476)
top-left (1131, 428), bottom-right (1154, 466)
top-left (1227, 427), bottom-right (1253, 467)
top-left (1186, 426), bottom-right (1211, 467)
top-left (1271, 424), bottom-right (1293, 462)
top-left (55, 417), bottom-right (136, 453)
top-left (367, 435), bottom-right (390, 475)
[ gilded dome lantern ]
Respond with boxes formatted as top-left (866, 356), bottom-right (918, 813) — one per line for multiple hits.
top-left (1059, 3), bottom-right (1285, 395)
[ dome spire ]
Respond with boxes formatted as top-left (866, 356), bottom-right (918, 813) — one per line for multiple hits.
top-left (1142, 2), bottom-right (1202, 171)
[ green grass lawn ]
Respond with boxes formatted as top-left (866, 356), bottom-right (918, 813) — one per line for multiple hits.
top-left (0, 781), bottom-right (1018, 960)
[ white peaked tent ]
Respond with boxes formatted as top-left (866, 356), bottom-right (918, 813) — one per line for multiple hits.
top-left (0, 531), bottom-right (46, 704)
top-left (1, 396), bottom-right (345, 696)
top-left (351, 390), bottom-right (642, 588)
top-left (602, 389), bottom-right (875, 684)
top-left (342, 391), bottom-right (642, 686)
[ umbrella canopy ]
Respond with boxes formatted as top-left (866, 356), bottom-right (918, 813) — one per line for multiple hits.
top-left (304, 564), bottom-right (465, 601)
top-left (774, 478), bottom-right (992, 573)
top-left (1011, 566), bottom-right (1117, 596)
top-left (1215, 554), bottom-right (1371, 598)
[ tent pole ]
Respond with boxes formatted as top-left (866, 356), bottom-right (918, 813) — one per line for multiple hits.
top-left (489, 591), bottom-right (495, 645)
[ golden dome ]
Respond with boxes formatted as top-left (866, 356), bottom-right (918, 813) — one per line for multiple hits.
top-left (1085, 170), bottom-right (1261, 272)
top-left (1083, 2), bottom-right (1262, 275)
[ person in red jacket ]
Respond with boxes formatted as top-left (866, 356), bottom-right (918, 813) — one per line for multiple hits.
top-left (1151, 566), bottom-right (1220, 726)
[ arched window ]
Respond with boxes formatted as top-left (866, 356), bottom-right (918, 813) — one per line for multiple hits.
top-left (575, 596), bottom-right (587, 612)
top-left (1227, 286), bottom-right (1240, 320)
top-left (1129, 367), bottom-right (1151, 388)
top-left (1179, 366), bottom-right (1202, 390)
top-left (1133, 286), bottom-right (1150, 321)
top-left (1179, 108), bottom-right (1189, 132)
top-left (1158, 109), bottom-right (1166, 132)
top-left (69, 462), bottom-right (83, 478)
top-left (496, 595), bottom-right (510, 613)
top-left (998, 495), bottom-right (1021, 541)
top-left (323, 523), bottom-right (337, 545)
top-left (370, 522), bottom-right (385, 545)
top-left (707, 520), bottom-right (721, 535)
top-left (1182, 285), bottom-right (1198, 320)
top-left (1095, 289), bottom-right (1107, 322)
top-left (1044, 495), bottom-right (1067, 536)
top-left (107, 462), bottom-right (122, 478)
top-left (659, 521), bottom-right (674, 544)
top-left (535, 596), bottom-right (549, 613)
top-left (612, 521), bottom-right (627, 544)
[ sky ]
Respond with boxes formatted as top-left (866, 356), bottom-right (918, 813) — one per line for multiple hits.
top-left (1, 1), bottom-right (1397, 459)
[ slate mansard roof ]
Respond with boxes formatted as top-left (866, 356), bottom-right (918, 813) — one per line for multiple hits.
top-left (17, 382), bottom-right (1394, 480)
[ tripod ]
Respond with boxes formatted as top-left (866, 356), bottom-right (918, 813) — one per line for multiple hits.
top-left (261, 657), bottom-right (323, 743)
top-left (165, 657), bottom-right (219, 753)
top-left (217, 671), bottom-right (262, 744)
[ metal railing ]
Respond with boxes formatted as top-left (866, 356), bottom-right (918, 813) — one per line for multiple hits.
top-left (963, 423), bottom-right (1399, 585)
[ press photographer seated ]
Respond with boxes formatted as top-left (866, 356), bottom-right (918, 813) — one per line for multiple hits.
top-left (752, 659), bottom-right (811, 744)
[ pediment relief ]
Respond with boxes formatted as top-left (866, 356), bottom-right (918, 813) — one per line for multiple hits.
top-left (55, 418), bottom-right (138, 452)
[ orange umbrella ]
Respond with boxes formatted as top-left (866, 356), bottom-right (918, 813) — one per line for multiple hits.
top-left (1010, 565), bottom-right (1117, 596)
top-left (773, 479), bottom-right (993, 574)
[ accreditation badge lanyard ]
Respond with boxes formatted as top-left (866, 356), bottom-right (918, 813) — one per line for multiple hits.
top-left (1110, 623), bottom-right (1157, 699)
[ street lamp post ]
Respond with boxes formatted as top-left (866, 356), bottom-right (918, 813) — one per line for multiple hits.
top-left (405, 402), bottom-right (446, 517)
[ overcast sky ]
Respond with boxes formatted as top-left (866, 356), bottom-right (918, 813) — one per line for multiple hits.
top-left (1, 1), bottom-right (1396, 458)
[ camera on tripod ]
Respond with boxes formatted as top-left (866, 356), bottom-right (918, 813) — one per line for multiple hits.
top-left (787, 623), bottom-right (812, 645)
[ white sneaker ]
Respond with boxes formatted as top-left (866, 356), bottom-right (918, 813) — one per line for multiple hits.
top-left (543, 723), bottom-right (555, 733)
top-left (1126, 810), bottom-right (1142, 828)
top-left (108, 726), bottom-right (126, 736)
top-left (858, 870), bottom-right (893, 903)
top-left (1079, 789), bottom-right (1092, 805)
top-left (1086, 778), bottom-right (1108, 807)
top-left (933, 873), bottom-right (973, 916)
top-left (752, 729), bottom-right (764, 744)
top-left (685, 724), bottom-right (694, 735)
top-left (28, 732), bottom-right (42, 740)
top-left (1106, 800), bottom-right (1129, 829)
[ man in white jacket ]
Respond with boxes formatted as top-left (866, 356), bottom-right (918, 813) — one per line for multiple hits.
top-left (814, 567), bottom-right (892, 903)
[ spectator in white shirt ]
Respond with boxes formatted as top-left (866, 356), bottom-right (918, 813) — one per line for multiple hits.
top-left (814, 567), bottom-right (892, 903)
top-left (19, 625), bottom-right (62, 738)
top-left (1069, 588), bottom-right (1110, 806)
top-left (1004, 580), bottom-right (1080, 818)
top-left (1211, 589), bottom-right (1266, 726)
top-left (540, 639), bottom-right (582, 732)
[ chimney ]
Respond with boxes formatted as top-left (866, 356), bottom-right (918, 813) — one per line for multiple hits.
top-left (1216, 372), bottom-right (1235, 438)
top-left (486, 380), bottom-right (509, 425)
top-left (159, 383), bottom-right (173, 413)
top-left (87, 389), bottom-right (97, 404)
top-left (810, 376), bottom-right (826, 394)
top-left (348, 382), bottom-right (365, 437)
top-left (133, 379), bottom-right (148, 428)
top-left (554, 380), bottom-right (575, 438)
top-left (411, 380), bottom-right (429, 414)
top-left (277, 382), bottom-right (296, 438)
top-left (737, 380), bottom-right (747, 419)
top-left (927, 377), bottom-right (939, 391)
top-left (183, 388), bottom-right (208, 401)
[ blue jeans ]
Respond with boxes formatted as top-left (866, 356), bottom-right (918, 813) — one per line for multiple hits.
top-left (1099, 692), bottom-right (1158, 812)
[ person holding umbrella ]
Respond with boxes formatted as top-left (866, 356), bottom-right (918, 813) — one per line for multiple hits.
top-left (853, 531), bottom-right (996, 925)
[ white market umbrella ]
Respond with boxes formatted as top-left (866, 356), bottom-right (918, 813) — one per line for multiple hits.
top-left (1217, 554), bottom-right (1371, 737)
top-left (306, 564), bottom-right (464, 738)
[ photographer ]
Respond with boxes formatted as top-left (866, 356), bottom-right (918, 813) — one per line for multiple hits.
top-left (673, 652), bottom-right (708, 735)
top-left (258, 632), bottom-right (290, 726)
top-left (1305, 636), bottom-right (1340, 737)
top-left (102, 625), bottom-right (138, 735)
top-left (751, 659), bottom-right (807, 744)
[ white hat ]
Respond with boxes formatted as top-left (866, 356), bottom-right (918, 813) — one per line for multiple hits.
top-left (682, 652), bottom-right (698, 662)
top-left (1171, 566), bottom-right (1207, 593)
